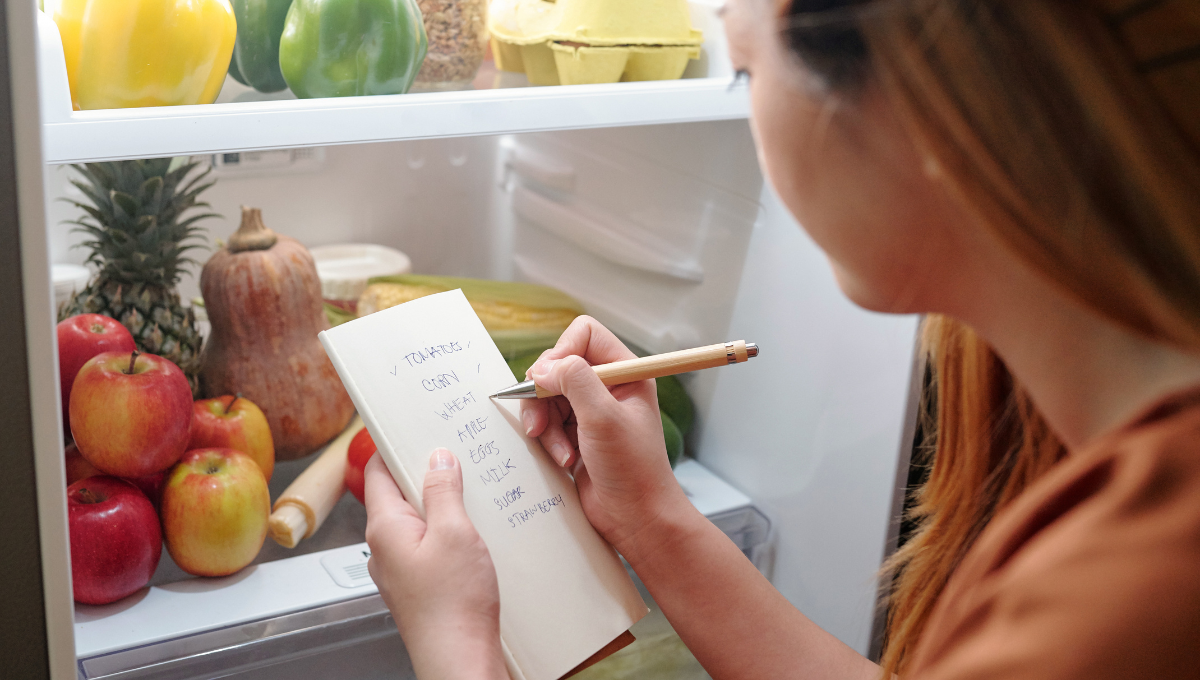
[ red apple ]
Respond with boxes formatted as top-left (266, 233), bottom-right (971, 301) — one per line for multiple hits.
top-left (190, 396), bottom-right (275, 482)
top-left (68, 476), bottom-right (162, 605)
top-left (58, 314), bottom-right (136, 432)
top-left (65, 442), bottom-right (101, 486)
top-left (162, 448), bottom-right (269, 577)
top-left (126, 471), bottom-right (167, 510)
top-left (70, 351), bottom-right (191, 478)
top-left (345, 427), bottom-right (376, 504)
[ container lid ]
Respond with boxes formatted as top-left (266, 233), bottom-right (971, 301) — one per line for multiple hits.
top-left (310, 244), bottom-right (412, 301)
top-left (52, 264), bottom-right (91, 305)
top-left (489, 0), bottom-right (702, 47)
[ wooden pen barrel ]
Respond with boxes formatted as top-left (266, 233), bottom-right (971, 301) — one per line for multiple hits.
top-left (533, 341), bottom-right (753, 399)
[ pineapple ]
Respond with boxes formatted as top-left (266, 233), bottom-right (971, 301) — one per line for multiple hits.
top-left (58, 158), bottom-right (216, 396)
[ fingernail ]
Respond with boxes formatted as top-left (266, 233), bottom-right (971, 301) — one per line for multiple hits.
top-left (430, 448), bottom-right (454, 470)
top-left (552, 444), bottom-right (572, 467)
top-left (529, 359), bottom-right (556, 380)
top-left (522, 409), bottom-right (535, 436)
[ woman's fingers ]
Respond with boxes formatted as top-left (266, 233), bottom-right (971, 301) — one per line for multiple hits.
top-left (538, 398), bottom-right (577, 467)
top-left (364, 453), bottom-right (425, 548)
top-left (519, 397), bottom-right (550, 437)
top-left (531, 355), bottom-right (620, 426)
top-left (542, 316), bottom-right (637, 365)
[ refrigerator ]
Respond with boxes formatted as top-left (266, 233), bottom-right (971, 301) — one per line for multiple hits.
top-left (3, 0), bottom-right (921, 677)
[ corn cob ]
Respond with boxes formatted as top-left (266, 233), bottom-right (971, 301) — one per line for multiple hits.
top-left (355, 274), bottom-right (584, 358)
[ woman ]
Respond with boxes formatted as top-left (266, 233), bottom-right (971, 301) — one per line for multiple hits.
top-left (364, 1), bottom-right (1200, 678)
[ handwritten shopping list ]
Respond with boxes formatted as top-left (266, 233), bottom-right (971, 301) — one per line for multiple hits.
top-left (319, 289), bottom-right (646, 680)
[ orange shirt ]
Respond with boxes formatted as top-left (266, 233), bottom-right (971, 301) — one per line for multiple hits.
top-left (908, 388), bottom-right (1200, 679)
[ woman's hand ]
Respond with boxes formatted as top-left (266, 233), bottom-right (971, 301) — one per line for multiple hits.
top-left (519, 316), bottom-right (694, 558)
top-left (364, 450), bottom-right (510, 680)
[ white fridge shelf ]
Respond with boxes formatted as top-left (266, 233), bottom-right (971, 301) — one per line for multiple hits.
top-left (35, 2), bottom-right (748, 164)
top-left (73, 458), bottom-right (768, 679)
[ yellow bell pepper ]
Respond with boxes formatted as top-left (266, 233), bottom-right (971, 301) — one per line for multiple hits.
top-left (48, 0), bottom-right (237, 110)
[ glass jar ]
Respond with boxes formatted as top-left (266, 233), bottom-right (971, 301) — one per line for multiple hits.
top-left (411, 0), bottom-right (489, 91)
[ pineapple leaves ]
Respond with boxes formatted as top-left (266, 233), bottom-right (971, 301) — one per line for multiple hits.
top-left (139, 176), bottom-right (164, 214)
top-left (65, 201), bottom-right (109, 226)
top-left (64, 159), bottom-right (218, 287)
top-left (68, 179), bottom-right (109, 211)
top-left (176, 212), bottom-right (220, 232)
top-left (110, 191), bottom-right (140, 220)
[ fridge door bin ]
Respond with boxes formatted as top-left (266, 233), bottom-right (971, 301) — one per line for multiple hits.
top-left (708, 507), bottom-right (772, 574)
top-left (503, 130), bottom-right (761, 356)
top-left (512, 185), bottom-right (705, 282)
top-left (77, 595), bottom-right (406, 680)
top-left (673, 458), bottom-right (772, 573)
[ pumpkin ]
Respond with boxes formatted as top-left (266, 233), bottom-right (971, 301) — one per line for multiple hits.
top-left (200, 207), bottom-right (355, 459)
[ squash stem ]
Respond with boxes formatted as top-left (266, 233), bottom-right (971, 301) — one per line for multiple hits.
top-left (229, 206), bottom-right (279, 253)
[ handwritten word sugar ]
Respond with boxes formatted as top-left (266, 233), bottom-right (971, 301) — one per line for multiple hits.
top-left (494, 485), bottom-right (526, 510)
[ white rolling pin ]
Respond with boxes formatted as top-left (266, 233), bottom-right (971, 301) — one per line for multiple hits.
top-left (269, 416), bottom-right (362, 548)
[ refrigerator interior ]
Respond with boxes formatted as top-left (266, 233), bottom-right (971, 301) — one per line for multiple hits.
top-left (43, 121), bottom-right (919, 676)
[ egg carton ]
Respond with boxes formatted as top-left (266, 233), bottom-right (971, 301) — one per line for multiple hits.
top-left (489, 0), bottom-right (702, 85)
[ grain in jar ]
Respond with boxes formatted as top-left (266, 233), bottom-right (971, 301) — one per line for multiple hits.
top-left (412, 0), bottom-right (488, 91)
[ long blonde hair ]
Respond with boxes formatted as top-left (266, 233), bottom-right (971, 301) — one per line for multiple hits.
top-left (786, 0), bottom-right (1200, 676)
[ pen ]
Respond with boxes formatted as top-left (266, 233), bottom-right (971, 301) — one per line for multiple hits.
top-left (490, 340), bottom-right (761, 399)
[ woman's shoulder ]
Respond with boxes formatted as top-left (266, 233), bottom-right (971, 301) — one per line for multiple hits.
top-left (907, 387), bottom-right (1200, 680)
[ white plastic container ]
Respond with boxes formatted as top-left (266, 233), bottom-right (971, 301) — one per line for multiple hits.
top-left (309, 244), bottom-right (413, 312)
top-left (51, 263), bottom-right (90, 310)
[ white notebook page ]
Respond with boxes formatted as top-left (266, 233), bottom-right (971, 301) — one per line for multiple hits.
top-left (319, 289), bottom-right (647, 680)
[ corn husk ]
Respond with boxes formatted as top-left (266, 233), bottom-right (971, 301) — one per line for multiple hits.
top-left (356, 274), bottom-right (585, 358)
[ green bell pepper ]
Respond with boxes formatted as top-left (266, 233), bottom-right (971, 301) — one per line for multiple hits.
top-left (230, 0), bottom-right (294, 93)
top-left (278, 0), bottom-right (427, 98)
top-left (227, 51), bottom-right (249, 86)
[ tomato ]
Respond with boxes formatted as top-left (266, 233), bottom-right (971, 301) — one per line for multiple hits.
top-left (345, 427), bottom-right (376, 504)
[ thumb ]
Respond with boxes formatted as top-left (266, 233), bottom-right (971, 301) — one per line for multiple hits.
top-left (421, 448), bottom-right (469, 532)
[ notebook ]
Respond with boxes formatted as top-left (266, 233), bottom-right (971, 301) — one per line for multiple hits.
top-left (319, 289), bottom-right (647, 680)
